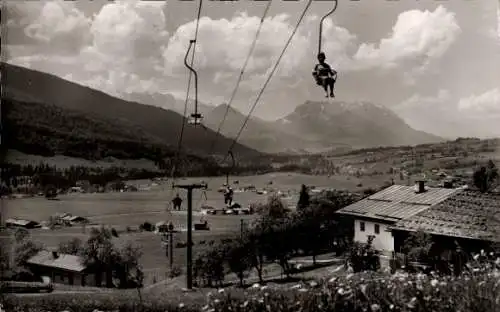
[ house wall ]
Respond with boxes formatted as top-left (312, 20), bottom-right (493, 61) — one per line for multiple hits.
top-left (354, 219), bottom-right (394, 253)
top-left (28, 265), bottom-right (98, 287)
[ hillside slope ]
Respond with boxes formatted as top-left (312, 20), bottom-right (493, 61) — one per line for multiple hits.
top-left (1, 62), bottom-right (259, 158)
top-left (2, 98), bottom-right (222, 174)
top-left (278, 101), bottom-right (443, 149)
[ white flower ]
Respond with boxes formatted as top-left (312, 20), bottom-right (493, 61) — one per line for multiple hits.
top-left (371, 304), bottom-right (380, 311)
top-left (218, 288), bottom-right (225, 293)
top-left (337, 288), bottom-right (345, 295)
top-left (252, 283), bottom-right (260, 288)
top-left (178, 303), bottom-right (185, 308)
top-left (431, 279), bottom-right (438, 287)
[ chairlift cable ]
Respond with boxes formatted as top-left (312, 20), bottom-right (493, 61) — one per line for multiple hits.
top-left (199, 0), bottom-right (314, 206)
top-left (227, 0), bottom-right (314, 155)
top-left (168, 0), bottom-right (204, 213)
top-left (207, 0), bottom-right (273, 154)
top-left (195, 0), bottom-right (272, 209)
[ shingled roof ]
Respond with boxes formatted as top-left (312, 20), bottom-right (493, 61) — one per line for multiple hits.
top-left (336, 185), bottom-right (460, 222)
top-left (26, 250), bottom-right (87, 272)
top-left (391, 190), bottom-right (500, 242)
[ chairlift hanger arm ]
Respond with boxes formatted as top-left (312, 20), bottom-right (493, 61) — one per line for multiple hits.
top-left (183, 40), bottom-right (202, 124)
top-left (318, 0), bottom-right (338, 55)
top-left (225, 151), bottom-right (236, 186)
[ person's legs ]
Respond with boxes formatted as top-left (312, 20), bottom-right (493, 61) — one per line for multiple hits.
top-left (328, 78), bottom-right (335, 97)
top-left (321, 78), bottom-right (329, 97)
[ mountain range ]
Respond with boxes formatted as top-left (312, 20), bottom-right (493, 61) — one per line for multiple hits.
top-left (2, 62), bottom-right (444, 164)
top-left (201, 102), bottom-right (443, 154)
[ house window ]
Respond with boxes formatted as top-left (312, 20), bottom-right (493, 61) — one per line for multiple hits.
top-left (360, 222), bottom-right (365, 232)
top-left (374, 224), bottom-right (380, 234)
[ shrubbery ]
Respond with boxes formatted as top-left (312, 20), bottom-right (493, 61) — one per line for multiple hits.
top-left (192, 191), bottom-right (359, 287)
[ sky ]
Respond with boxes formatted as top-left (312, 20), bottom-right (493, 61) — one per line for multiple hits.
top-left (3, 0), bottom-right (500, 138)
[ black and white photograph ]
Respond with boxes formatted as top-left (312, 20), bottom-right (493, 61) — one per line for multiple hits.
top-left (1, 0), bottom-right (500, 310)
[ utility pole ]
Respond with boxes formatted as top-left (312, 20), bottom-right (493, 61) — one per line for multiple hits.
top-left (240, 219), bottom-right (244, 239)
top-left (174, 183), bottom-right (206, 289)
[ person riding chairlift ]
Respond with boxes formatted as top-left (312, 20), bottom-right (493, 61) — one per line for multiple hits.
top-left (312, 52), bottom-right (337, 98)
top-left (224, 186), bottom-right (233, 208)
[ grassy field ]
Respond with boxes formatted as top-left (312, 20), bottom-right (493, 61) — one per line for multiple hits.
top-left (1, 172), bottom-right (385, 284)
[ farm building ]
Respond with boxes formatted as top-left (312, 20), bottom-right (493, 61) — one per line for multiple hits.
top-left (26, 250), bottom-right (105, 287)
top-left (336, 182), bottom-right (460, 266)
top-left (61, 215), bottom-right (89, 224)
top-left (5, 218), bottom-right (40, 229)
top-left (390, 189), bottom-right (500, 253)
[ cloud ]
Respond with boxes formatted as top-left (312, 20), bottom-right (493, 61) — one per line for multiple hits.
top-left (352, 6), bottom-right (460, 76)
top-left (5, 2), bottom-right (464, 112)
top-left (458, 88), bottom-right (500, 117)
top-left (395, 89), bottom-right (500, 138)
top-left (497, 4), bottom-right (500, 40)
top-left (23, 0), bottom-right (92, 52)
top-left (162, 13), bottom-right (313, 92)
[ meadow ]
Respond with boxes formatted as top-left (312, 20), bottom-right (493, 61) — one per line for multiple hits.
top-left (1, 172), bottom-right (384, 284)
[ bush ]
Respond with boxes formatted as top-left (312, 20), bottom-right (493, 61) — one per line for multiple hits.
top-left (139, 222), bottom-right (154, 232)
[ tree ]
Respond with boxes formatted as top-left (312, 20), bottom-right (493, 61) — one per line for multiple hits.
top-left (13, 229), bottom-right (42, 268)
top-left (297, 184), bottom-right (310, 210)
top-left (115, 241), bottom-right (143, 288)
top-left (58, 238), bottom-right (83, 255)
top-left (473, 160), bottom-right (499, 193)
top-left (225, 239), bottom-right (252, 287)
top-left (402, 231), bottom-right (434, 264)
top-left (81, 227), bottom-right (118, 287)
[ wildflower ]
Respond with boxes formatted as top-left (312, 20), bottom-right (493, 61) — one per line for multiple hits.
top-left (218, 288), bottom-right (225, 293)
top-left (360, 284), bottom-right (367, 294)
top-left (291, 284), bottom-right (302, 289)
top-left (252, 283), bottom-right (260, 288)
top-left (431, 279), bottom-right (438, 287)
top-left (309, 281), bottom-right (318, 287)
top-left (389, 304), bottom-right (394, 310)
top-left (261, 285), bottom-right (268, 290)
top-left (214, 299), bottom-right (220, 304)
top-left (371, 304), bottom-right (380, 311)
top-left (299, 288), bottom-right (308, 292)
top-left (337, 288), bottom-right (345, 295)
top-left (241, 301), bottom-right (249, 308)
top-left (328, 277), bottom-right (337, 283)
top-left (264, 292), bottom-right (269, 297)
top-left (178, 303), bottom-right (185, 308)
top-left (407, 297), bottom-right (417, 309)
